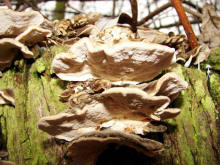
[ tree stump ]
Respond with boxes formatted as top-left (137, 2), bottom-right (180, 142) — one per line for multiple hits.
top-left (0, 46), bottom-right (219, 165)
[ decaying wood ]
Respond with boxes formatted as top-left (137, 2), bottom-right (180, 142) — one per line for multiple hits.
top-left (0, 5), bottom-right (219, 165)
top-left (0, 45), bottom-right (219, 164)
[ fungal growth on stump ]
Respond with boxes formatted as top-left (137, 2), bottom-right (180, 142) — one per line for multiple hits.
top-left (38, 23), bottom-right (188, 165)
top-left (0, 9), bottom-right (51, 71)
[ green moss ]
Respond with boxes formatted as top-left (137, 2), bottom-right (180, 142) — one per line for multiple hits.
top-left (169, 64), bottom-right (185, 79)
top-left (0, 45), bottom-right (71, 164)
top-left (165, 66), bottom-right (219, 165)
top-left (1, 45), bottom-right (219, 165)
top-left (209, 73), bottom-right (220, 109)
top-left (201, 96), bottom-right (215, 111)
top-left (194, 80), bottom-right (206, 98)
top-left (36, 60), bottom-right (46, 74)
top-left (201, 47), bottom-right (220, 71)
top-left (208, 48), bottom-right (220, 71)
top-left (50, 45), bottom-right (70, 56)
top-left (41, 76), bottom-right (67, 114)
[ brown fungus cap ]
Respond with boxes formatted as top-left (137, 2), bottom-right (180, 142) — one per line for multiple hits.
top-left (16, 27), bottom-right (51, 46)
top-left (0, 89), bottom-right (14, 106)
top-left (0, 9), bottom-right (44, 37)
top-left (52, 37), bottom-right (175, 82)
top-left (138, 72), bottom-right (188, 101)
top-left (38, 87), bottom-right (171, 141)
top-left (0, 38), bottom-right (33, 71)
top-left (63, 130), bottom-right (164, 165)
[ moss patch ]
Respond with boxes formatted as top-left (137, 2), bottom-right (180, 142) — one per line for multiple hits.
top-left (201, 47), bottom-right (220, 71)
top-left (162, 65), bottom-right (219, 165)
top-left (209, 73), bottom-right (220, 110)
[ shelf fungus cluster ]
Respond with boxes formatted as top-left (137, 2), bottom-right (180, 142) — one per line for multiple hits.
top-left (38, 25), bottom-right (188, 165)
top-left (0, 9), bottom-right (51, 71)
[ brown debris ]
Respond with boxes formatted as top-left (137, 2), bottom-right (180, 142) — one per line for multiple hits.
top-left (51, 13), bottom-right (101, 44)
top-left (89, 79), bottom-right (111, 93)
top-left (183, 44), bottom-right (210, 67)
top-left (199, 4), bottom-right (220, 48)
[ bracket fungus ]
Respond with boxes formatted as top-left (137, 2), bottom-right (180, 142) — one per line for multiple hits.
top-left (15, 27), bottom-right (51, 46)
top-left (0, 9), bottom-right (52, 71)
top-left (38, 87), bottom-right (172, 141)
top-left (38, 25), bottom-right (188, 164)
top-left (0, 89), bottom-right (14, 106)
top-left (63, 130), bottom-right (164, 165)
top-left (0, 9), bottom-right (44, 37)
top-left (138, 72), bottom-right (188, 101)
top-left (38, 72), bottom-right (187, 141)
top-left (0, 38), bottom-right (33, 71)
top-left (52, 37), bottom-right (175, 82)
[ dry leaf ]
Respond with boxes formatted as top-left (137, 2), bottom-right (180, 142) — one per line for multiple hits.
top-left (199, 4), bottom-right (220, 48)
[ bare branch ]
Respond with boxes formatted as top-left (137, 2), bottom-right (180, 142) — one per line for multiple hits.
top-left (130, 0), bottom-right (138, 32)
top-left (2, 0), bottom-right (12, 9)
top-left (153, 20), bottom-right (201, 30)
top-left (182, 0), bottom-right (202, 13)
top-left (184, 5), bottom-right (202, 18)
top-left (137, 2), bottom-right (172, 26)
top-left (66, 2), bottom-right (85, 14)
top-left (112, 0), bottom-right (116, 17)
top-left (171, 0), bottom-right (198, 48)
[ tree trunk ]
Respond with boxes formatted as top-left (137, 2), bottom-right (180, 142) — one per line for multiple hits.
top-left (0, 46), bottom-right (219, 165)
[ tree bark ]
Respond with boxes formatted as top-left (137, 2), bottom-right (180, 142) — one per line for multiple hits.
top-left (0, 46), bottom-right (219, 165)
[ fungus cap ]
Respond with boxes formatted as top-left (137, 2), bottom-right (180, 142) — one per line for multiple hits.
top-left (16, 27), bottom-right (51, 46)
top-left (52, 37), bottom-right (175, 82)
top-left (0, 38), bottom-right (33, 71)
top-left (0, 89), bottom-right (14, 106)
top-left (63, 130), bottom-right (164, 165)
top-left (0, 9), bottom-right (44, 37)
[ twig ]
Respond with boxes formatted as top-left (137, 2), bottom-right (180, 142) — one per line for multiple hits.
top-left (184, 6), bottom-right (202, 18)
top-left (137, 2), bottom-right (172, 26)
top-left (2, 0), bottom-right (12, 9)
top-left (118, 0), bottom-right (125, 16)
top-left (171, 0), bottom-right (198, 49)
top-left (138, 1), bottom-right (201, 26)
top-left (112, 0), bottom-right (116, 17)
top-left (130, 0), bottom-right (138, 32)
top-left (182, 0), bottom-right (202, 13)
top-left (118, 0), bottom-right (138, 33)
top-left (153, 20), bottom-right (201, 29)
top-left (41, 9), bottom-right (78, 14)
top-left (66, 2), bottom-right (84, 14)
